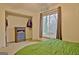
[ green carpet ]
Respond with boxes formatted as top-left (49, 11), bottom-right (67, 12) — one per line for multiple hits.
top-left (15, 39), bottom-right (79, 55)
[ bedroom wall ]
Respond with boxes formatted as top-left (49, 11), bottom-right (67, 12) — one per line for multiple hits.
top-left (6, 15), bottom-right (32, 42)
top-left (16, 10), bottom-right (40, 40)
top-left (0, 8), bottom-right (40, 47)
top-left (13, 9), bottom-right (41, 40)
top-left (49, 4), bottom-right (79, 43)
top-left (5, 9), bottom-right (40, 40)
top-left (32, 13), bottom-right (40, 40)
top-left (0, 8), bottom-right (6, 47)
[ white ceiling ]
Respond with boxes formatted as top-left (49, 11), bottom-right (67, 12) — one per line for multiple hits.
top-left (0, 3), bottom-right (57, 12)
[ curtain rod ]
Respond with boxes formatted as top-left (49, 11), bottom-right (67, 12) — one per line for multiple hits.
top-left (40, 8), bottom-right (57, 13)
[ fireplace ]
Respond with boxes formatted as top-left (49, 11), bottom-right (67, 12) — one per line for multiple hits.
top-left (15, 27), bottom-right (26, 42)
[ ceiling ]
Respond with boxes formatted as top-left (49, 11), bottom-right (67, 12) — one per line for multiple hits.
top-left (0, 3), bottom-right (57, 12)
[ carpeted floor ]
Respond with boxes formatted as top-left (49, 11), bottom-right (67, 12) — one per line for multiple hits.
top-left (15, 39), bottom-right (79, 55)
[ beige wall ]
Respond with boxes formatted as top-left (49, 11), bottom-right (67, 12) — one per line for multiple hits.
top-left (0, 8), bottom-right (40, 47)
top-left (32, 13), bottom-right (40, 40)
top-left (12, 9), bottom-right (40, 40)
top-left (0, 8), bottom-right (6, 47)
top-left (49, 4), bottom-right (79, 43)
top-left (6, 15), bottom-right (32, 42)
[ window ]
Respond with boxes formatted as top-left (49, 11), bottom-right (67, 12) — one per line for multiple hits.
top-left (42, 13), bottom-right (58, 38)
top-left (40, 7), bottom-right (62, 39)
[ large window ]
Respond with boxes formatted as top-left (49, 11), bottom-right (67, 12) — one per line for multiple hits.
top-left (40, 7), bottom-right (62, 39)
top-left (42, 13), bottom-right (58, 38)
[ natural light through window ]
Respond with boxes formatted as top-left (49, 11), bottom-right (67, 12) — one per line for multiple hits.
top-left (42, 13), bottom-right (58, 38)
